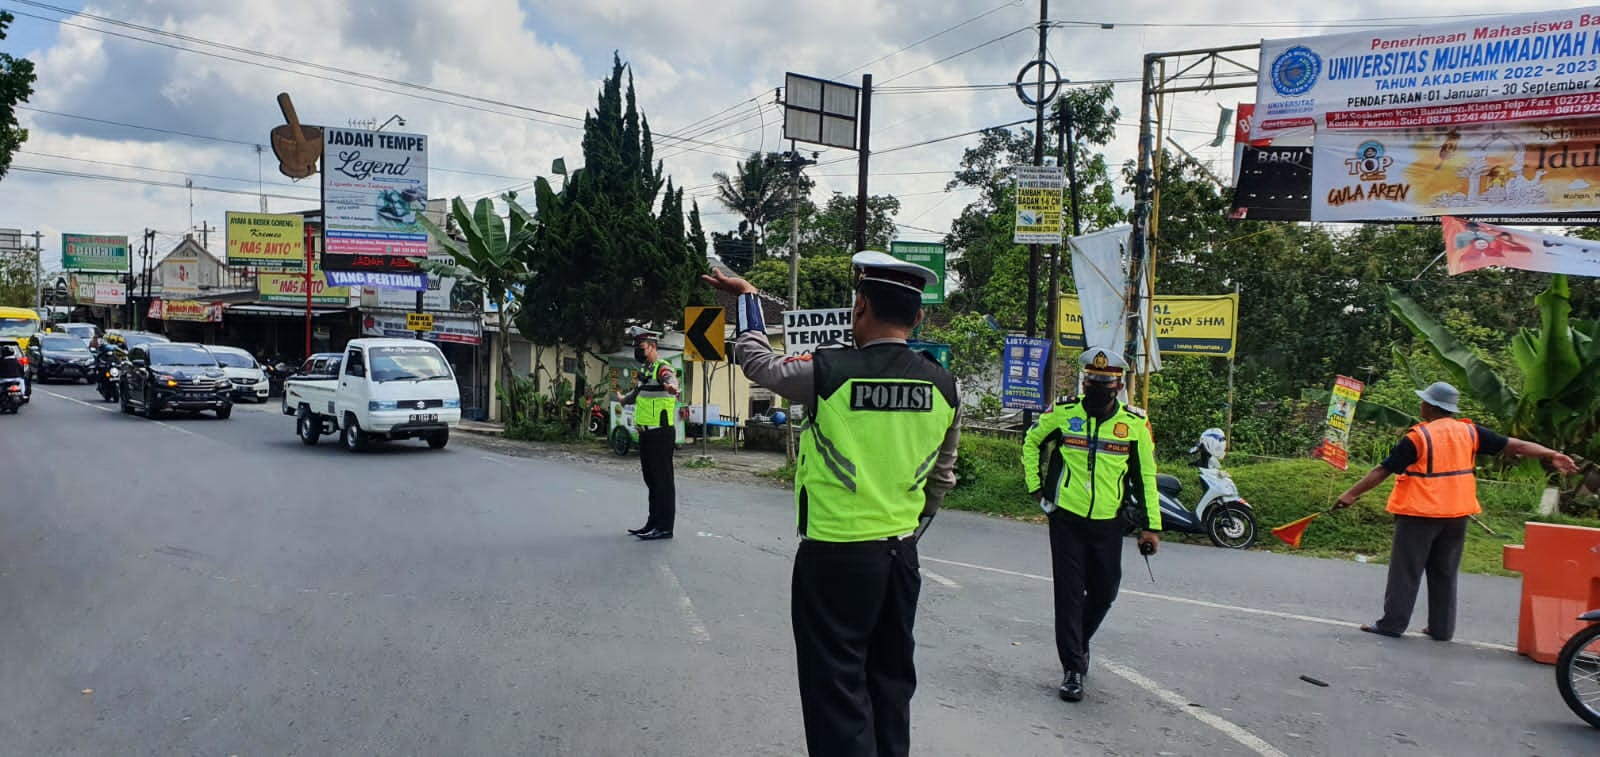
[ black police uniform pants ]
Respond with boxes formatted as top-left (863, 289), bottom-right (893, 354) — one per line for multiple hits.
top-left (1375, 514), bottom-right (1468, 640)
top-left (792, 538), bottom-right (921, 757)
top-left (1048, 510), bottom-right (1125, 675)
top-left (637, 426), bottom-right (676, 531)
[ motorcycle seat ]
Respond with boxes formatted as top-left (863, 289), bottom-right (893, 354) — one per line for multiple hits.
top-left (1156, 473), bottom-right (1182, 497)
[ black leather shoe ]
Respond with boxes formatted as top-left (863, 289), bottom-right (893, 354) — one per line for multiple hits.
top-left (636, 529), bottom-right (674, 540)
top-left (627, 525), bottom-right (653, 535)
top-left (1059, 671), bottom-right (1084, 702)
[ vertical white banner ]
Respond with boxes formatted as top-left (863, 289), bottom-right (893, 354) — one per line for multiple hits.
top-left (1067, 225), bottom-right (1132, 354)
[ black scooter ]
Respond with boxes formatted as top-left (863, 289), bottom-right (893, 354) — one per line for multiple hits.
top-left (0, 377), bottom-right (25, 413)
top-left (94, 349), bottom-right (122, 402)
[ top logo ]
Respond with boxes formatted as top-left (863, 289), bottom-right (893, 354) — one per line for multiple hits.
top-left (1270, 45), bottom-right (1321, 97)
top-left (1345, 140), bottom-right (1392, 182)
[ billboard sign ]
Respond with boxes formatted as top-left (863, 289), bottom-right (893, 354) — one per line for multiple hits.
top-left (259, 270), bottom-right (350, 305)
top-left (1000, 335), bottom-right (1051, 411)
top-left (226, 212), bottom-right (305, 267)
top-left (782, 308), bottom-right (853, 357)
top-left (1013, 166), bottom-right (1064, 243)
top-left (62, 234), bottom-right (129, 272)
top-left (93, 282), bottom-right (125, 305)
top-left (888, 241), bottom-right (946, 304)
top-left (320, 127), bottom-right (429, 277)
top-left (1059, 293), bottom-right (1239, 357)
top-left (1255, 7), bottom-right (1600, 139)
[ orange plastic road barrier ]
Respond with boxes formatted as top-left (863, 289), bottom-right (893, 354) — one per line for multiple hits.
top-left (1503, 521), bottom-right (1600, 664)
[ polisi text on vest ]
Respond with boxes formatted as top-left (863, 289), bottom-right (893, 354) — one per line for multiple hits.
top-left (850, 381), bottom-right (934, 412)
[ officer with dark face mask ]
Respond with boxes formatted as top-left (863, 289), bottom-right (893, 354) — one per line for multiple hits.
top-left (615, 328), bottom-right (680, 540)
top-left (1021, 346), bottom-right (1161, 703)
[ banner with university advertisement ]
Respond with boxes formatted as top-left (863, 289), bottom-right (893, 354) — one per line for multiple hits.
top-left (1013, 165), bottom-right (1064, 243)
top-left (1312, 117), bottom-right (1600, 221)
top-left (62, 233), bottom-right (129, 272)
top-left (320, 127), bottom-right (429, 278)
top-left (93, 281), bottom-right (125, 305)
top-left (1255, 7), bottom-right (1600, 139)
top-left (361, 311), bottom-right (481, 345)
top-left (225, 212), bottom-right (305, 267)
top-left (782, 308), bottom-right (853, 357)
top-left (258, 270), bottom-right (351, 305)
top-left (1000, 335), bottom-right (1051, 411)
top-left (1443, 215), bottom-right (1600, 277)
top-left (1058, 293), bottom-right (1238, 357)
top-left (147, 299), bottom-right (224, 323)
top-left (1313, 376), bottom-right (1365, 470)
top-left (888, 241), bottom-right (946, 304)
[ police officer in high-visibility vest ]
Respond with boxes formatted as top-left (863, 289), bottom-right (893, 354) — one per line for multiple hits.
top-left (1022, 346), bottom-right (1161, 703)
top-left (1336, 381), bottom-right (1576, 640)
top-left (617, 328), bottom-right (681, 541)
top-left (703, 251), bottom-right (960, 757)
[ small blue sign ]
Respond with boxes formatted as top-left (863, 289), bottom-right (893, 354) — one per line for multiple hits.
top-left (1000, 335), bottom-right (1051, 412)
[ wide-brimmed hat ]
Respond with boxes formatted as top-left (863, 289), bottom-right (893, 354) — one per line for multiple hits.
top-left (1415, 381), bottom-right (1460, 413)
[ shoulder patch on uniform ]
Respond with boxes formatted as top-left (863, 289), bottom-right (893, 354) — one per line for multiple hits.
top-left (1123, 405), bottom-right (1147, 418)
top-left (782, 354), bottom-right (814, 364)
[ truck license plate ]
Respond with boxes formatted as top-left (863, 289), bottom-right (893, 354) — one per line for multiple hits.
top-left (410, 413), bottom-right (437, 423)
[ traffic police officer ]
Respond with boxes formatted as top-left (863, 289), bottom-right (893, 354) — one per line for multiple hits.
top-left (617, 328), bottom-right (680, 541)
top-left (704, 251), bottom-right (960, 757)
top-left (1022, 346), bottom-right (1161, 703)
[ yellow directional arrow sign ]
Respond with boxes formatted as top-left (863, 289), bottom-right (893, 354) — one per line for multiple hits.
top-left (683, 306), bottom-right (725, 362)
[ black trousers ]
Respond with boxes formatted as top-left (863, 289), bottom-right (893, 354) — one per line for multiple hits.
top-left (1376, 515), bottom-right (1468, 639)
top-left (1048, 510), bottom-right (1125, 675)
top-left (792, 538), bottom-right (921, 757)
top-left (637, 426), bottom-right (676, 531)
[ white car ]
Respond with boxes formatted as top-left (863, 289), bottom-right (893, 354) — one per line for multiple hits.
top-left (205, 345), bottom-right (270, 403)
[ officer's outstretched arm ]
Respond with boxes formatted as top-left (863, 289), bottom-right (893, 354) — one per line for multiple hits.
top-left (730, 294), bottom-right (814, 405)
top-left (1021, 408), bottom-right (1059, 494)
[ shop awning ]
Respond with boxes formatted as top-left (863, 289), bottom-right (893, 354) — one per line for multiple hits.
top-left (226, 304), bottom-right (354, 319)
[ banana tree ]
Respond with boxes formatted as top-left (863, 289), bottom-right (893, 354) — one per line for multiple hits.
top-left (1387, 274), bottom-right (1600, 467)
top-left (417, 193), bottom-right (536, 422)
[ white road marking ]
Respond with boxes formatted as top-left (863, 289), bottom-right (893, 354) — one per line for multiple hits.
top-left (659, 563), bottom-right (711, 643)
top-left (46, 390), bottom-right (211, 438)
top-left (922, 556), bottom-right (1516, 653)
top-left (1100, 659), bottom-right (1291, 757)
top-left (921, 569), bottom-right (960, 589)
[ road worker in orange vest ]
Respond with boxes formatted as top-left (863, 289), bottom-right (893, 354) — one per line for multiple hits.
top-left (1334, 382), bottom-right (1577, 641)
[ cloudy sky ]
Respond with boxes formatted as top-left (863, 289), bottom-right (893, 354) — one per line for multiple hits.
top-left (0, 0), bottom-right (1567, 270)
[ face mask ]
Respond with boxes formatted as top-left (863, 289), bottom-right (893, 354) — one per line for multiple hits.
top-left (634, 347), bottom-right (648, 364)
top-left (1083, 385), bottom-right (1117, 407)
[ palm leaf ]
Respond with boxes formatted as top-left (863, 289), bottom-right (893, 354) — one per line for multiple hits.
top-left (1386, 285), bottom-right (1518, 419)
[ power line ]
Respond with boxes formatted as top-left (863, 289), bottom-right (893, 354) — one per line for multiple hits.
top-left (8, 164), bottom-right (321, 202)
top-left (20, 149), bottom-right (306, 188)
top-left (878, 26), bottom-right (1036, 86)
top-left (834, 0), bottom-right (1025, 79)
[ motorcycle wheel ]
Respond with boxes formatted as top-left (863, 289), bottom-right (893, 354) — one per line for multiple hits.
top-left (588, 414), bottom-right (603, 436)
top-left (1557, 621), bottom-right (1600, 729)
top-left (1204, 503), bottom-right (1257, 549)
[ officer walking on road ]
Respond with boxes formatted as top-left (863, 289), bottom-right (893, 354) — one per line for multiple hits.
top-left (704, 251), bottom-right (960, 757)
top-left (1335, 381), bottom-right (1577, 641)
top-left (1022, 346), bottom-right (1161, 703)
top-left (617, 328), bottom-right (680, 541)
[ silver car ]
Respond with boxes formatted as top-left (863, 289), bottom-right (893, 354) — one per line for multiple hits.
top-left (204, 345), bottom-right (270, 403)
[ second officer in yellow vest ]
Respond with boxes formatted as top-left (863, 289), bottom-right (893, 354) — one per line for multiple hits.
top-left (618, 328), bottom-right (680, 540)
top-left (704, 251), bottom-right (960, 757)
top-left (1022, 346), bottom-right (1161, 703)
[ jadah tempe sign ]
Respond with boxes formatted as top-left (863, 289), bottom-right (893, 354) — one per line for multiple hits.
top-left (1255, 7), bottom-right (1600, 138)
top-left (320, 127), bottom-right (429, 284)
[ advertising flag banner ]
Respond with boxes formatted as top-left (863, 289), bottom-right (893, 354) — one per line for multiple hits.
top-left (62, 234), bottom-right (129, 272)
top-left (1254, 7), bottom-right (1600, 140)
top-left (320, 127), bottom-right (429, 275)
top-left (1443, 216), bottom-right (1600, 277)
top-left (1313, 376), bottom-right (1365, 470)
top-left (1013, 165), bottom-right (1064, 243)
top-left (1000, 336), bottom-right (1052, 411)
top-left (225, 212), bottom-right (305, 267)
top-left (1312, 118), bottom-right (1600, 220)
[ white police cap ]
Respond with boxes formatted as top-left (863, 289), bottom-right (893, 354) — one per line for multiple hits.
top-left (852, 250), bottom-right (938, 294)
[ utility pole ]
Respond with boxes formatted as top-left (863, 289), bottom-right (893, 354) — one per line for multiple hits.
top-left (852, 73), bottom-right (873, 253)
top-left (1023, 0), bottom-right (1049, 428)
top-left (29, 231), bottom-right (43, 311)
top-left (767, 145), bottom-right (814, 463)
top-left (198, 220), bottom-right (212, 250)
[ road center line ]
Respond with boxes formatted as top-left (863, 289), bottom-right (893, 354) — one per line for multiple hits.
top-left (923, 555), bottom-right (1516, 653)
top-left (46, 390), bottom-right (208, 438)
top-left (659, 564), bottom-right (711, 644)
top-left (921, 569), bottom-right (961, 589)
top-left (1100, 659), bottom-right (1291, 757)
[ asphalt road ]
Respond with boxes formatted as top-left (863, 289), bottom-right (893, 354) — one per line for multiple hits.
top-left (2, 384), bottom-right (1595, 755)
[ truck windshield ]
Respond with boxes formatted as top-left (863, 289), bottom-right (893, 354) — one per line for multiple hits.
top-left (0, 317), bottom-right (39, 338)
top-left (370, 345), bottom-right (453, 383)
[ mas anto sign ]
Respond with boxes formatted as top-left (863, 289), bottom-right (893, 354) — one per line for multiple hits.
top-left (62, 234), bottom-right (129, 272)
top-left (320, 127), bottom-right (429, 276)
top-left (783, 308), bottom-right (853, 357)
top-left (1059, 293), bottom-right (1239, 358)
top-left (226, 212), bottom-right (305, 267)
top-left (258, 270), bottom-right (351, 305)
top-left (1255, 6), bottom-right (1600, 139)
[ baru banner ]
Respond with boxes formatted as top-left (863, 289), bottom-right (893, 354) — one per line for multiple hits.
top-left (225, 212), bottom-right (305, 267)
top-left (782, 308), bottom-right (853, 357)
top-left (1443, 215), bottom-right (1600, 277)
top-left (1255, 7), bottom-right (1600, 139)
top-left (1313, 375), bottom-right (1365, 470)
top-left (1000, 335), bottom-right (1051, 411)
top-left (62, 234), bottom-right (129, 272)
top-left (1312, 118), bottom-right (1600, 220)
top-left (259, 270), bottom-right (351, 305)
top-left (320, 127), bottom-right (429, 277)
top-left (1059, 293), bottom-right (1238, 357)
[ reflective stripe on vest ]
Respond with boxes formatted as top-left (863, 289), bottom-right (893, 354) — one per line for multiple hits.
top-left (1387, 417), bottom-right (1481, 518)
top-left (636, 359), bottom-right (675, 428)
top-left (796, 359), bottom-right (956, 542)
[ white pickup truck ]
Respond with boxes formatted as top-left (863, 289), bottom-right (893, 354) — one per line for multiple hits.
top-left (282, 338), bottom-right (461, 451)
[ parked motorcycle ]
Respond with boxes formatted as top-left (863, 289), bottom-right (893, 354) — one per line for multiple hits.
top-left (1557, 609), bottom-right (1600, 729)
top-left (0, 377), bottom-right (25, 414)
top-left (1121, 428), bottom-right (1258, 549)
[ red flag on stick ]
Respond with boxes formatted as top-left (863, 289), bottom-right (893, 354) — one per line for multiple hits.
top-left (1271, 511), bottom-right (1329, 549)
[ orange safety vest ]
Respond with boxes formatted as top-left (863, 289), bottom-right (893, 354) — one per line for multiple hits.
top-left (1387, 417), bottom-right (1482, 518)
